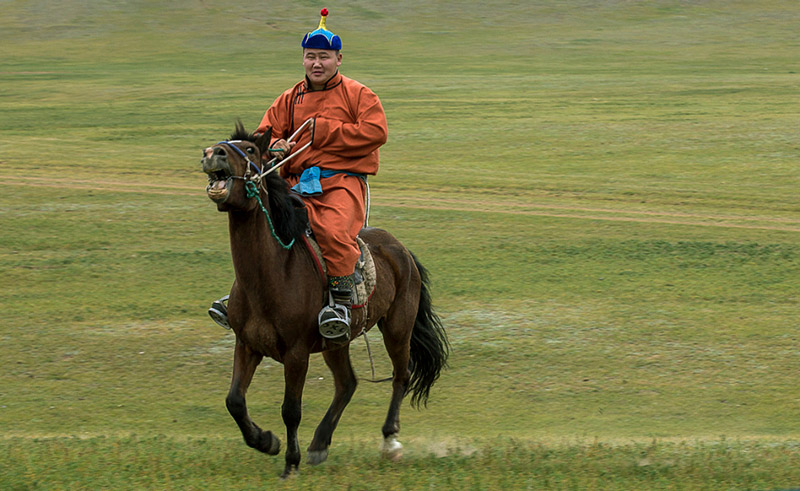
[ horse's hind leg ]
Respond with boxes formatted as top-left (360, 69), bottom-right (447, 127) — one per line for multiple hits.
top-left (226, 338), bottom-right (281, 455)
top-left (307, 346), bottom-right (358, 465)
top-left (379, 312), bottom-right (414, 461)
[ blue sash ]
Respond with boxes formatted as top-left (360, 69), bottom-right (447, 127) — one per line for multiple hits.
top-left (291, 166), bottom-right (365, 196)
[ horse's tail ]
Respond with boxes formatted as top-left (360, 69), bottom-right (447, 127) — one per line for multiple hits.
top-left (407, 252), bottom-right (450, 408)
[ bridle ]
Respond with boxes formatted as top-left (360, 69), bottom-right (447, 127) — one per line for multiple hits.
top-left (214, 118), bottom-right (314, 190)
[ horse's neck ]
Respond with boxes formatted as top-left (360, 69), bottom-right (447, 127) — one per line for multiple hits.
top-left (227, 210), bottom-right (289, 289)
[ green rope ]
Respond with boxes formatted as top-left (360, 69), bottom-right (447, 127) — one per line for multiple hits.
top-left (245, 180), bottom-right (295, 250)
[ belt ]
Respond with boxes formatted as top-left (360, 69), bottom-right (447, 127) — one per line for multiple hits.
top-left (290, 166), bottom-right (366, 196)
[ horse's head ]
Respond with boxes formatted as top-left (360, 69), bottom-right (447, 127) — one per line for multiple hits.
top-left (202, 122), bottom-right (272, 210)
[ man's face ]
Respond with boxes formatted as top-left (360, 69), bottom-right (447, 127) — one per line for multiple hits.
top-left (303, 49), bottom-right (342, 87)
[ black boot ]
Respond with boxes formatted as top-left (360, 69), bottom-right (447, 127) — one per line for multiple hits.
top-left (318, 275), bottom-right (354, 342)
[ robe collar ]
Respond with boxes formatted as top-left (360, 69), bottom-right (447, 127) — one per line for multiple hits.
top-left (304, 70), bottom-right (343, 92)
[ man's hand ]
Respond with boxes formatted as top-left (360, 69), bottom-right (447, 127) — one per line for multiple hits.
top-left (268, 139), bottom-right (296, 160)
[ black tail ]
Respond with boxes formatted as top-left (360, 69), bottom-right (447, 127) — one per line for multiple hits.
top-left (407, 253), bottom-right (450, 408)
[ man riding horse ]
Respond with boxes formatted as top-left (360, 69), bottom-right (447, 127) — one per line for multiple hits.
top-left (209, 9), bottom-right (388, 342)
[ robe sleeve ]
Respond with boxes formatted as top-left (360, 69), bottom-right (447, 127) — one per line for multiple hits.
top-left (312, 86), bottom-right (388, 158)
top-left (256, 90), bottom-right (293, 149)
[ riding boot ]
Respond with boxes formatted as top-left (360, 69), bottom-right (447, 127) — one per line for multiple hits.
top-left (318, 275), bottom-right (354, 343)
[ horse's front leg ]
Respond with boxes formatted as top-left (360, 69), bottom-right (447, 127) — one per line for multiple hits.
top-left (280, 349), bottom-right (309, 478)
top-left (307, 346), bottom-right (358, 465)
top-left (226, 338), bottom-right (280, 455)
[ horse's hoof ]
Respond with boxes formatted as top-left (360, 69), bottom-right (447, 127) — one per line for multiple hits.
top-left (258, 430), bottom-right (281, 455)
top-left (280, 464), bottom-right (298, 480)
top-left (381, 435), bottom-right (403, 462)
top-left (306, 449), bottom-right (329, 466)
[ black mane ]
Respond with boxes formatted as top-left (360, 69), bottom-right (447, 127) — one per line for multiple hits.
top-left (263, 172), bottom-right (309, 245)
top-left (230, 121), bottom-right (255, 142)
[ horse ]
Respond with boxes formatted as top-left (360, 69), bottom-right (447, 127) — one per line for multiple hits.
top-left (201, 122), bottom-right (450, 478)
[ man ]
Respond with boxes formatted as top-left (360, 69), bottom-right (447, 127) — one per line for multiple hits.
top-left (209, 9), bottom-right (388, 342)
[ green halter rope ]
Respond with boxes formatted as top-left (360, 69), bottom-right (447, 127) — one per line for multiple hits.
top-left (245, 180), bottom-right (295, 250)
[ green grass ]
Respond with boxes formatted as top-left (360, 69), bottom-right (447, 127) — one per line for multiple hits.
top-left (2, 0), bottom-right (800, 487)
top-left (3, 436), bottom-right (800, 490)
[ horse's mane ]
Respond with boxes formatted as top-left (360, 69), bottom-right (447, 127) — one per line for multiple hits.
top-left (230, 124), bottom-right (309, 244)
top-left (229, 124), bottom-right (252, 143)
top-left (264, 173), bottom-right (309, 244)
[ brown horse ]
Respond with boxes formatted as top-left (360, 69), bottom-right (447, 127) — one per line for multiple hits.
top-left (201, 123), bottom-right (449, 478)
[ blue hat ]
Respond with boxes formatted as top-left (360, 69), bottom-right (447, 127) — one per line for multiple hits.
top-left (301, 8), bottom-right (342, 50)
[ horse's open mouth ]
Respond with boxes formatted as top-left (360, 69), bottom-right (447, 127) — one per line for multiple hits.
top-left (204, 162), bottom-right (233, 202)
top-left (207, 176), bottom-right (230, 202)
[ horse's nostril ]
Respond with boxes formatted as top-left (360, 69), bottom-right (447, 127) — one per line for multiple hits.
top-left (214, 147), bottom-right (227, 157)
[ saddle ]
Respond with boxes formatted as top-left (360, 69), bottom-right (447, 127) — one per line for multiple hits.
top-left (288, 191), bottom-right (376, 308)
top-left (303, 234), bottom-right (377, 309)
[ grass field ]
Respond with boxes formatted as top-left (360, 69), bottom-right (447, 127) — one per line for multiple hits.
top-left (2, 0), bottom-right (799, 488)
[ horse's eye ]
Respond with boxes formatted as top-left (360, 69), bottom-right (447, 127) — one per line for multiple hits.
top-left (246, 147), bottom-right (255, 154)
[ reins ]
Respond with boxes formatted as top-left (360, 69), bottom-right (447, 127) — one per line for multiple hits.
top-left (359, 330), bottom-right (393, 383)
top-left (245, 180), bottom-right (295, 250)
top-left (259, 118), bottom-right (314, 179)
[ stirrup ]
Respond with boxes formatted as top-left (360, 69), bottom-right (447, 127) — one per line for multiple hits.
top-left (208, 295), bottom-right (230, 329)
top-left (318, 304), bottom-right (350, 342)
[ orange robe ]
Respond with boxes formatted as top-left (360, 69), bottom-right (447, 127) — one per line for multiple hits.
top-left (256, 71), bottom-right (388, 277)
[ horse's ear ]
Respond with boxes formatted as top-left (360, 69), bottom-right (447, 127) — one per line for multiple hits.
top-left (254, 127), bottom-right (272, 155)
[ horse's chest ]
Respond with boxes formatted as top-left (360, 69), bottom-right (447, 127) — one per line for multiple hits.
top-left (237, 323), bottom-right (281, 359)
